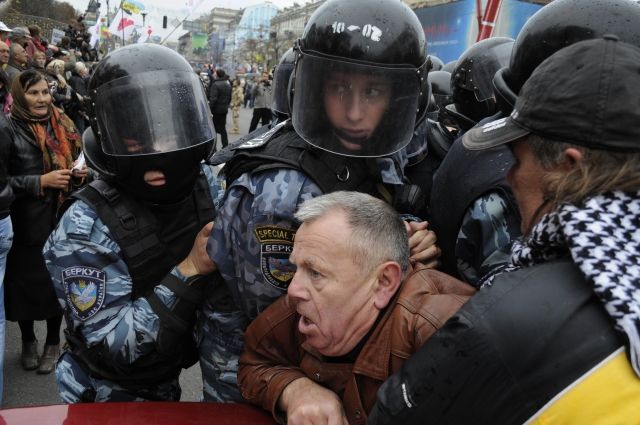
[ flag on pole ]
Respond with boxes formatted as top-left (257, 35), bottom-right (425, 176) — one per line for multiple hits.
top-left (122, 0), bottom-right (145, 15)
top-left (108, 8), bottom-right (137, 40)
top-left (100, 17), bottom-right (111, 39)
top-left (88, 12), bottom-right (102, 48)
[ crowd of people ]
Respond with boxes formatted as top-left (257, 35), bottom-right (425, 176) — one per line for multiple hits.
top-left (0, 0), bottom-right (639, 422)
top-left (204, 67), bottom-right (274, 152)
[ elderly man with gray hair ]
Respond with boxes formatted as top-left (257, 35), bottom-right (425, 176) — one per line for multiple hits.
top-left (5, 43), bottom-right (27, 86)
top-left (238, 191), bottom-right (475, 425)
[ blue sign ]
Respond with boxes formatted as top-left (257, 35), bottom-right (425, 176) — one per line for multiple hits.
top-left (413, 0), bottom-right (543, 63)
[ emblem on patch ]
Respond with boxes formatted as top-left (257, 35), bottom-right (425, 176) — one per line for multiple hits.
top-left (62, 266), bottom-right (106, 321)
top-left (255, 225), bottom-right (296, 290)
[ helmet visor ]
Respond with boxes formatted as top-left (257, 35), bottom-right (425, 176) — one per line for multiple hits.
top-left (292, 54), bottom-right (420, 157)
top-left (95, 70), bottom-right (215, 156)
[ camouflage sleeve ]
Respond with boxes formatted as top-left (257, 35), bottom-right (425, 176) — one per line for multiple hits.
top-left (43, 200), bottom-right (182, 365)
top-left (206, 168), bottom-right (323, 320)
top-left (202, 162), bottom-right (226, 211)
top-left (455, 191), bottom-right (522, 288)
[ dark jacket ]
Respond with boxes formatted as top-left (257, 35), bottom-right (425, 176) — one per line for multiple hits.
top-left (0, 114), bottom-right (14, 217)
top-left (239, 266), bottom-right (475, 424)
top-left (5, 63), bottom-right (23, 87)
top-left (4, 114), bottom-right (79, 321)
top-left (368, 260), bottom-right (632, 425)
top-left (8, 118), bottom-right (61, 244)
top-left (208, 77), bottom-right (232, 114)
top-left (67, 72), bottom-right (88, 119)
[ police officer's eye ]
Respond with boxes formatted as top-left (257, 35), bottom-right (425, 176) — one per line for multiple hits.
top-left (364, 86), bottom-right (389, 100)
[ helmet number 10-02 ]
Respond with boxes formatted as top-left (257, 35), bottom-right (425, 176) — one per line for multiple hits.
top-left (331, 21), bottom-right (382, 42)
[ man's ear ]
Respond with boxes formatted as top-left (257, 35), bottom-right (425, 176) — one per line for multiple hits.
top-left (373, 262), bottom-right (403, 310)
top-left (562, 147), bottom-right (583, 169)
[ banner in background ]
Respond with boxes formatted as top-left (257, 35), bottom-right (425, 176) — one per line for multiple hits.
top-left (191, 33), bottom-right (208, 49)
top-left (413, 0), bottom-right (542, 63)
top-left (50, 28), bottom-right (66, 46)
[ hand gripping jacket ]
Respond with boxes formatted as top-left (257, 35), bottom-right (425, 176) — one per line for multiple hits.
top-left (61, 175), bottom-right (215, 387)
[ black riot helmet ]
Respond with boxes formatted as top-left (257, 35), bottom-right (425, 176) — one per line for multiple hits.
top-left (290, 0), bottom-right (431, 157)
top-left (445, 37), bottom-right (513, 131)
top-left (271, 47), bottom-right (295, 120)
top-left (85, 44), bottom-right (215, 204)
top-left (494, 0), bottom-right (640, 114)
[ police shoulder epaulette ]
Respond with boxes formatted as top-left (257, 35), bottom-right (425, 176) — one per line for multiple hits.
top-left (235, 120), bottom-right (289, 150)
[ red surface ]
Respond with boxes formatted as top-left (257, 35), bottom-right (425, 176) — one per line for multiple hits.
top-left (0, 402), bottom-right (276, 425)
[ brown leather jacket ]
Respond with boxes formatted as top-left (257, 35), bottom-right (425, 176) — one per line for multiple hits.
top-left (238, 266), bottom-right (476, 424)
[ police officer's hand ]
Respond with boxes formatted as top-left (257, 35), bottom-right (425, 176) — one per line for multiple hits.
top-left (405, 221), bottom-right (441, 268)
top-left (41, 169), bottom-right (72, 190)
top-left (279, 377), bottom-right (349, 425)
top-left (177, 221), bottom-right (217, 278)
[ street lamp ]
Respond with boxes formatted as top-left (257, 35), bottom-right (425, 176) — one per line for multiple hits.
top-left (141, 12), bottom-right (147, 27)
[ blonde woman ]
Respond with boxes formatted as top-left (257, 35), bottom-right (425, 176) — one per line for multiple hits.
top-left (45, 59), bottom-right (72, 111)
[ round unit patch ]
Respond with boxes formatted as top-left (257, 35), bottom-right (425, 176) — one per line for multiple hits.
top-left (63, 266), bottom-right (107, 321)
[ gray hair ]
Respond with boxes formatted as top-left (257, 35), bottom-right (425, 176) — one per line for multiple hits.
top-left (74, 61), bottom-right (87, 74)
top-left (9, 42), bottom-right (24, 57)
top-left (527, 134), bottom-right (640, 207)
top-left (295, 191), bottom-right (410, 277)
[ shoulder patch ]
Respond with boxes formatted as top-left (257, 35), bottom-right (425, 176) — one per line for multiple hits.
top-left (63, 266), bottom-right (106, 321)
top-left (255, 225), bottom-right (296, 290)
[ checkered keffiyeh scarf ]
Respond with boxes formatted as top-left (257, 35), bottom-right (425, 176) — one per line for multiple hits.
top-left (484, 190), bottom-right (640, 377)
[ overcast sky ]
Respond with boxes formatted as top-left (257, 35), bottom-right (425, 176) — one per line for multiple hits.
top-left (63, 0), bottom-right (299, 16)
top-left (60, 0), bottom-right (301, 41)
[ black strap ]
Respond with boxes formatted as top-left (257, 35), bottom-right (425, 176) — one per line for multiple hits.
top-left (69, 176), bottom-right (216, 299)
top-left (159, 273), bottom-right (205, 305)
top-left (222, 129), bottom-right (383, 198)
top-left (145, 292), bottom-right (191, 335)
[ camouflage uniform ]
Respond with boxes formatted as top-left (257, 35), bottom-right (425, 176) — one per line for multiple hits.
top-left (200, 146), bottom-right (406, 402)
top-left (429, 129), bottom-right (521, 289)
top-left (455, 191), bottom-right (522, 286)
top-left (43, 165), bottom-right (222, 403)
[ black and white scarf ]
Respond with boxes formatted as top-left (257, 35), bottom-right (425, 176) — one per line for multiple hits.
top-left (482, 190), bottom-right (640, 377)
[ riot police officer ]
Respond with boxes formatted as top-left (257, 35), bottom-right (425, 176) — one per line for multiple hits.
top-left (43, 44), bottom-right (222, 402)
top-left (200, 0), bottom-right (438, 403)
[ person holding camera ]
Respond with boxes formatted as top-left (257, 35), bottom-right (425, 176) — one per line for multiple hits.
top-left (248, 72), bottom-right (272, 133)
